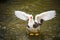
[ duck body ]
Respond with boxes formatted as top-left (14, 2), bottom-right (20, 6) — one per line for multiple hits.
top-left (15, 10), bottom-right (56, 36)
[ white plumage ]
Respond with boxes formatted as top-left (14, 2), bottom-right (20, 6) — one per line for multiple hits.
top-left (15, 10), bottom-right (56, 34)
top-left (15, 11), bottom-right (31, 21)
top-left (35, 10), bottom-right (56, 23)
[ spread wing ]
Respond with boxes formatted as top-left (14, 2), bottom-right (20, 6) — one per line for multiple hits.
top-left (15, 11), bottom-right (32, 21)
top-left (35, 10), bottom-right (56, 23)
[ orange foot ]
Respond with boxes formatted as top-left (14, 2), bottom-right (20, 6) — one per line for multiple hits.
top-left (35, 33), bottom-right (39, 36)
top-left (30, 33), bottom-right (34, 35)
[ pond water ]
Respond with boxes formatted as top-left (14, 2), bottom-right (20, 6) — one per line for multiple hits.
top-left (0, 0), bottom-right (60, 40)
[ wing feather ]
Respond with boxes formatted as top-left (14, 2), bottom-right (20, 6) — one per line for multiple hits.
top-left (35, 10), bottom-right (56, 23)
top-left (15, 11), bottom-right (31, 21)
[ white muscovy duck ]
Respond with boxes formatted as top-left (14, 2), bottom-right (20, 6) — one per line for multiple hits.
top-left (15, 10), bottom-right (56, 35)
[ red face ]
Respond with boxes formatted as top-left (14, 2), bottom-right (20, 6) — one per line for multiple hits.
top-left (29, 16), bottom-right (33, 21)
top-left (30, 16), bottom-right (32, 19)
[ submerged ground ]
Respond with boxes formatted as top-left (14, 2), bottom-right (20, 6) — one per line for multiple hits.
top-left (0, 0), bottom-right (60, 40)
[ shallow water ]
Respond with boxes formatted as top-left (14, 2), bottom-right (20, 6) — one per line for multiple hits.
top-left (0, 0), bottom-right (60, 40)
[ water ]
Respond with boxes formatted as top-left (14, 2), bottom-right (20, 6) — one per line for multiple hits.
top-left (0, 0), bottom-right (60, 40)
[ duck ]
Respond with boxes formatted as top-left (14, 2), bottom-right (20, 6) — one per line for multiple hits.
top-left (15, 10), bottom-right (56, 36)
